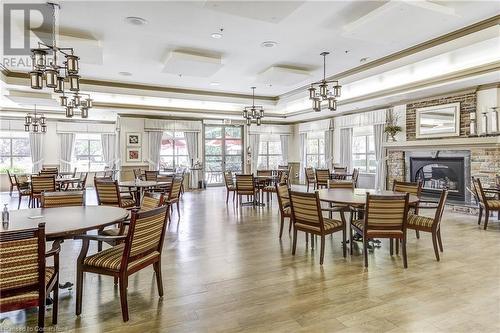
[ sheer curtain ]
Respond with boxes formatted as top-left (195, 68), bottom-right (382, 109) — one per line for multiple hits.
top-left (339, 128), bottom-right (353, 172)
top-left (101, 133), bottom-right (116, 169)
top-left (248, 134), bottom-right (260, 174)
top-left (373, 124), bottom-right (386, 190)
top-left (29, 133), bottom-right (44, 173)
top-left (147, 131), bottom-right (163, 171)
top-left (299, 133), bottom-right (307, 183)
top-left (58, 133), bottom-right (75, 172)
top-left (184, 132), bottom-right (198, 166)
top-left (324, 129), bottom-right (334, 170)
top-left (280, 135), bottom-right (289, 165)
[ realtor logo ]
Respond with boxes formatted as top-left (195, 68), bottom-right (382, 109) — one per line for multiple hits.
top-left (3, 3), bottom-right (53, 56)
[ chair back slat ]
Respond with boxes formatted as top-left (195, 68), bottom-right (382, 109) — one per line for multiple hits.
top-left (95, 180), bottom-right (120, 206)
top-left (145, 170), bottom-right (158, 181)
top-left (315, 169), bottom-right (330, 186)
top-left (168, 177), bottom-right (182, 200)
top-left (276, 183), bottom-right (290, 211)
top-left (224, 171), bottom-right (234, 187)
top-left (257, 170), bottom-right (273, 177)
top-left (41, 191), bottom-right (85, 208)
top-left (305, 168), bottom-right (315, 182)
top-left (236, 174), bottom-right (255, 192)
top-left (333, 166), bottom-right (347, 173)
top-left (328, 180), bottom-right (355, 189)
top-left (365, 194), bottom-right (409, 231)
top-left (31, 175), bottom-right (56, 194)
top-left (433, 189), bottom-right (449, 227)
top-left (393, 180), bottom-right (422, 197)
top-left (140, 193), bottom-right (164, 212)
top-left (0, 224), bottom-right (45, 296)
top-left (289, 191), bottom-right (323, 230)
top-left (472, 177), bottom-right (487, 204)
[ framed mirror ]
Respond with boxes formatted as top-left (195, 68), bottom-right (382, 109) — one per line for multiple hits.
top-left (416, 102), bottom-right (460, 139)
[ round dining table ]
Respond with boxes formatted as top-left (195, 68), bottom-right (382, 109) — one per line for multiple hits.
top-left (317, 188), bottom-right (419, 206)
top-left (118, 180), bottom-right (169, 206)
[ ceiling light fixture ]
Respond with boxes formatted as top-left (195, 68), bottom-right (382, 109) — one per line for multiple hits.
top-left (28, 3), bottom-right (93, 119)
top-left (119, 71), bottom-right (132, 76)
top-left (125, 16), bottom-right (148, 26)
top-left (307, 52), bottom-right (341, 112)
top-left (211, 27), bottom-right (224, 39)
top-left (261, 41), bottom-right (278, 48)
top-left (243, 87), bottom-right (264, 126)
top-left (24, 105), bottom-right (47, 133)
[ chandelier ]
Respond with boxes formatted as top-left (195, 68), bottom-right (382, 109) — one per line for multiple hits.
top-left (24, 105), bottom-right (47, 133)
top-left (243, 87), bottom-right (264, 126)
top-left (28, 2), bottom-right (92, 119)
top-left (307, 52), bottom-right (341, 112)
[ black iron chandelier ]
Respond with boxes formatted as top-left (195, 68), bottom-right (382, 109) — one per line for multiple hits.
top-left (28, 2), bottom-right (92, 119)
top-left (307, 52), bottom-right (341, 112)
top-left (243, 87), bottom-right (264, 126)
top-left (24, 105), bottom-right (47, 133)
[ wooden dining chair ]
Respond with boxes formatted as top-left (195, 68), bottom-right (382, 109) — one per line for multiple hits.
top-left (351, 168), bottom-right (359, 187)
top-left (6, 170), bottom-right (17, 197)
top-left (393, 180), bottom-right (423, 237)
top-left (0, 223), bottom-right (60, 329)
top-left (289, 190), bottom-right (347, 264)
top-left (31, 175), bottom-right (56, 208)
top-left (275, 183), bottom-right (292, 238)
top-left (41, 191), bottom-right (85, 208)
top-left (14, 174), bottom-right (31, 209)
top-left (332, 166), bottom-right (348, 180)
top-left (258, 170), bottom-right (275, 202)
top-left (305, 167), bottom-right (316, 192)
top-left (156, 174), bottom-right (174, 194)
top-left (75, 205), bottom-right (169, 322)
top-left (235, 174), bottom-right (258, 206)
top-left (315, 169), bottom-right (330, 189)
top-left (140, 192), bottom-right (165, 212)
top-left (133, 168), bottom-right (144, 180)
top-left (165, 177), bottom-right (182, 221)
top-left (145, 170), bottom-right (159, 181)
top-left (472, 177), bottom-right (500, 230)
top-left (223, 171), bottom-right (236, 204)
top-left (407, 189), bottom-right (448, 261)
top-left (350, 193), bottom-right (410, 268)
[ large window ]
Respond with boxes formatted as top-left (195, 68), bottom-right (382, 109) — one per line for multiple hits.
top-left (306, 135), bottom-right (325, 168)
top-left (258, 139), bottom-right (281, 170)
top-left (73, 133), bottom-right (105, 172)
top-left (0, 131), bottom-right (31, 173)
top-left (352, 126), bottom-right (376, 173)
top-left (160, 131), bottom-right (189, 170)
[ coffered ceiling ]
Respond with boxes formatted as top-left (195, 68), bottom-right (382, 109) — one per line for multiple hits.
top-left (1, 0), bottom-right (498, 97)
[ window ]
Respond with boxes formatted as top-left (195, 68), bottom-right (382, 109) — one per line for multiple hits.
top-left (258, 140), bottom-right (282, 170)
top-left (73, 133), bottom-right (105, 172)
top-left (352, 126), bottom-right (376, 173)
top-left (0, 131), bottom-right (31, 173)
top-left (160, 131), bottom-right (189, 170)
top-left (306, 136), bottom-right (325, 168)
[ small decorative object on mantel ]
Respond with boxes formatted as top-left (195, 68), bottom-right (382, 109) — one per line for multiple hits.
top-left (481, 110), bottom-right (488, 135)
top-left (384, 110), bottom-right (402, 142)
top-left (491, 107), bottom-right (499, 134)
top-left (469, 111), bottom-right (476, 136)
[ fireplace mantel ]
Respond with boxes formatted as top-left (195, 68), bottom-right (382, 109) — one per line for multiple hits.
top-left (384, 136), bottom-right (500, 150)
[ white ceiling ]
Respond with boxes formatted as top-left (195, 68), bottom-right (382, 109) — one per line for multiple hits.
top-left (2, 0), bottom-right (498, 96)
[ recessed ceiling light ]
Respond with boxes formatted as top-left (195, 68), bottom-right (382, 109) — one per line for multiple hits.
top-left (261, 41), bottom-right (278, 48)
top-left (125, 16), bottom-right (147, 26)
top-left (118, 71), bottom-right (132, 76)
top-left (210, 82), bottom-right (220, 86)
top-left (211, 32), bottom-right (223, 39)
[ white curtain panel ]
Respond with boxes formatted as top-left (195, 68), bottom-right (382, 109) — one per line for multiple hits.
top-left (299, 133), bottom-right (307, 183)
top-left (184, 132), bottom-right (198, 166)
top-left (29, 133), bottom-right (44, 173)
top-left (339, 128), bottom-right (353, 172)
top-left (279, 135), bottom-right (289, 165)
top-left (249, 134), bottom-right (260, 174)
top-left (101, 133), bottom-right (116, 169)
top-left (373, 124), bottom-right (386, 190)
top-left (324, 130), bottom-right (334, 169)
top-left (58, 133), bottom-right (75, 172)
top-left (147, 131), bottom-right (163, 170)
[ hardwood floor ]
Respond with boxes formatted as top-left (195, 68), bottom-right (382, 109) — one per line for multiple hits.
top-left (1, 187), bottom-right (499, 332)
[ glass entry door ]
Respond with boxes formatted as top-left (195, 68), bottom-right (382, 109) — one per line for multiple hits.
top-left (204, 125), bottom-right (243, 185)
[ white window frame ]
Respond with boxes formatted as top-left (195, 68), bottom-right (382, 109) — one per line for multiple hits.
top-left (159, 131), bottom-right (189, 169)
top-left (306, 137), bottom-right (325, 168)
top-left (0, 131), bottom-right (31, 173)
top-left (352, 131), bottom-right (376, 174)
top-left (73, 133), bottom-right (105, 172)
top-left (258, 140), bottom-right (281, 170)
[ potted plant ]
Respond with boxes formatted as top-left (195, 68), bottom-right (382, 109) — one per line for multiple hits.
top-left (384, 110), bottom-right (402, 142)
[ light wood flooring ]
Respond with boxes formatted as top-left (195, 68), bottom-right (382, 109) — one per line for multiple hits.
top-left (1, 187), bottom-right (499, 333)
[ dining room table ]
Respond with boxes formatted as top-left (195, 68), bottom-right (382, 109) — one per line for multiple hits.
top-left (118, 180), bottom-right (169, 206)
top-left (3, 206), bottom-right (129, 290)
top-left (317, 188), bottom-right (420, 206)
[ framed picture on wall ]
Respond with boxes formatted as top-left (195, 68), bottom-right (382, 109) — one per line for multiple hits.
top-left (126, 148), bottom-right (142, 162)
top-left (126, 132), bottom-right (141, 146)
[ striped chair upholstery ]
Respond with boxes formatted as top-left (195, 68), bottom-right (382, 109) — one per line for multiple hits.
top-left (305, 167), bottom-right (316, 191)
top-left (14, 174), bottom-right (31, 209)
top-left (41, 191), bottom-right (85, 208)
top-left (257, 170), bottom-right (273, 176)
top-left (289, 190), bottom-right (346, 264)
top-left (333, 166), bottom-right (347, 173)
top-left (31, 175), bottom-right (56, 195)
top-left (276, 183), bottom-right (292, 238)
top-left (407, 214), bottom-right (434, 228)
top-left (224, 171), bottom-right (234, 189)
top-left (328, 180), bottom-right (355, 189)
top-left (315, 169), bottom-right (330, 188)
top-left (145, 170), bottom-right (158, 181)
top-left (140, 193), bottom-right (163, 212)
top-left (0, 223), bottom-right (59, 328)
top-left (488, 200), bottom-right (500, 209)
top-left (95, 180), bottom-right (135, 208)
top-left (77, 206), bottom-right (169, 322)
top-left (472, 177), bottom-right (500, 230)
top-left (236, 174), bottom-right (256, 195)
top-left (165, 177), bottom-right (182, 220)
top-left (393, 180), bottom-right (422, 197)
